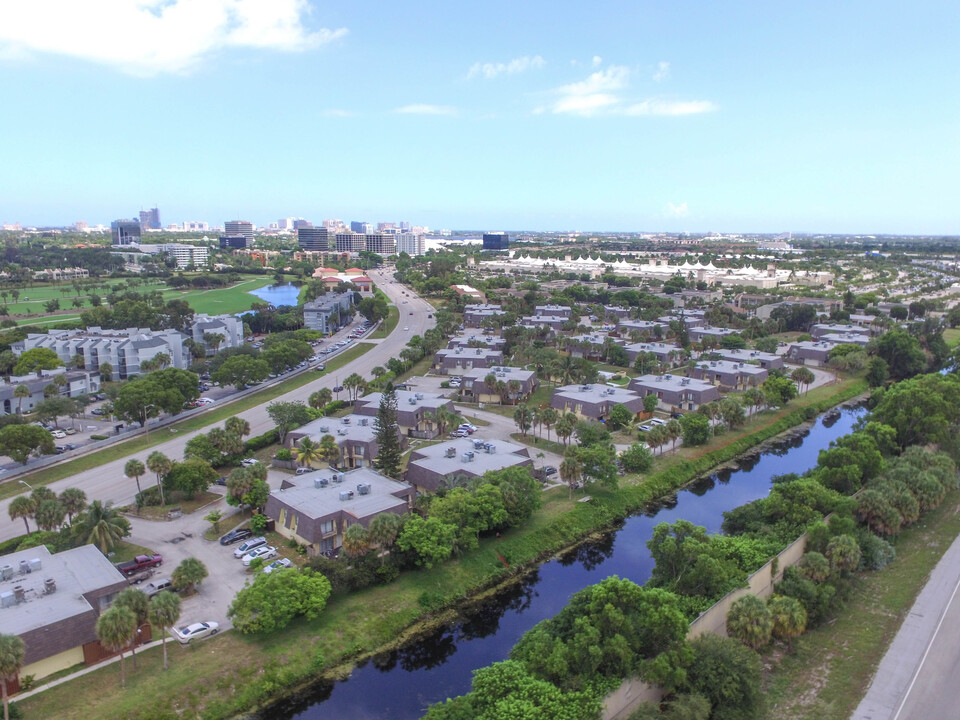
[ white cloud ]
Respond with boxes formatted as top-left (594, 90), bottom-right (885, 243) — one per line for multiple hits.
top-left (592, 55), bottom-right (603, 67)
top-left (624, 99), bottom-right (717, 116)
top-left (0, 0), bottom-right (347, 76)
top-left (543, 64), bottom-right (717, 118)
top-left (467, 55), bottom-right (545, 79)
top-left (321, 109), bottom-right (353, 117)
top-left (665, 202), bottom-right (689, 218)
top-left (394, 104), bottom-right (458, 116)
top-left (653, 61), bottom-right (670, 82)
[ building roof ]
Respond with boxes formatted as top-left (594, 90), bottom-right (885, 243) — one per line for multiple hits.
top-left (552, 383), bottom-right (643, 406)
top-left (695, 359), bottom-right (768, 376)
top-left (272, 467), bottom-right (412, 520)
top-left (408, 437), bottom-right (531, 478)
top-left (293, 414), bottom-right (377, 444)
top-left (630, 373), bottom-right (718, 393)
top-left (0, 545), bottom-right (125, 638)
top-left (356, 390), bottom-right (452, 414)
top-left (460, 365), bottom-right (536, 383)
top-left (711, 348), bottom-right (781, 364)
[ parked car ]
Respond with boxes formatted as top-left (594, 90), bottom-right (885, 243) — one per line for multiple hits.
top-left (262, 558), bottom-right (294, 574)
top-left (403, 326), bottom-right (409, 331)
top-left (315, 364), bottom-right (326, 371)
top-left (51, 430), bottom-right (66, 439)
top-left (172, 621), bottom-right (219, 645)
top-left (638, 424), bottom-right (653, 432)
top-left (240, 458), bottom-right (259, 467)
top-left (650, 418), bottom-right (666, 426)
top-left (116, 554), bottom-right (163, 576)
top-left (142, 577), bottom-right (173, 598)
top-left (64, 443), bottom-right (79, 450)
top-left (64, 428), bottom-right (76, 435)
top-left (332, 385), bottom-right (344, 393)
top-left (233, 537), bottom-right (267, 558)
top-left (216, 476), bottom-right (228, 486)
top-left (295, 467), bottom-right (316, 475)
top-left (458, 422), bottom-right (477, 432)
top-left (543, 466), bottom-right (558, 476)
top-left (219, 528), bottom-right (253, 546)
top-left (91, 409), bottom-right (104, 415)
top-left (242, 546), bottom-right (277, 566)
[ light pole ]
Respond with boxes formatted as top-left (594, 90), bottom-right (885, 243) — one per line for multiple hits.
top-left (18, 480), bottom-right (33, 491)
top-left (144, 403), bottom-right (157, 441)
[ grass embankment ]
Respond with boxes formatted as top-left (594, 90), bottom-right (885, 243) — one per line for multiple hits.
top-left (16, 379), bottom-right (868, 720)
top-left (0, 344), bottom-right (375, 500)
top-left (943, 327), bottom-right (960, 348)
top-left (763, 486), bottom-right (960, 720)
top-left (371, 305), bottom-right (399, 339)
top-left (124, 491), bottom-right (220, 521)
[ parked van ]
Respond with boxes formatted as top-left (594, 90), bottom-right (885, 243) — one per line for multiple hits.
top-left (234, 537), bottom-right (267, 558)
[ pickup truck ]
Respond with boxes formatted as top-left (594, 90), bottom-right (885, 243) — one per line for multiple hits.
top-left (116, 554), bottom-right (163, 576)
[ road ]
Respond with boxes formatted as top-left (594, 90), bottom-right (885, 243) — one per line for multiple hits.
top-left (851, 529), bottom-right (960, 720)
top-left (0, 268), bottom-right (435, 544)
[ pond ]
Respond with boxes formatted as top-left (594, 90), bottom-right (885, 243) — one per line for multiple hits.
top-left (259, 405), bottom-right (865, 720)
top-left (248, 283), bottom-right (301, 307)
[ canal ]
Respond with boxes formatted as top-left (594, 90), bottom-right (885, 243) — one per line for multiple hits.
top-left (260, 405), bottom-right (865, 720)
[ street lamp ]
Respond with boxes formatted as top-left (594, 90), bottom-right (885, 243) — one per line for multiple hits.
top-left (144, 403), bottom-right (157, 441)
top-left (18, 480), bottom-right (33, 491)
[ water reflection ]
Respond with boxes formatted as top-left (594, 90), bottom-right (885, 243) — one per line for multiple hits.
top-left (262, 406), bottom-right (865, 720)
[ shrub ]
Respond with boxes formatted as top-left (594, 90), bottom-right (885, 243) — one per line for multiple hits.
top-left (90, 434), bottom-right (108, 440)
top-left (274, 448), bottom-right (293, 461)
top-left (250, 514), bottom-right (268, 533)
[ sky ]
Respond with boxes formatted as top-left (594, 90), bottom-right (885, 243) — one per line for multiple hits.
top-left (0, 1), bottom-right (957, 234)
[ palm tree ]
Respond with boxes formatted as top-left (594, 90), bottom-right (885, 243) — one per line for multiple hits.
top-left (791, 367), bottom-right (815, 395)
top-left (8, 496), bottom-right (34, 535)
top-left (646, 425), bottom-right (667, 455)
top-left (555, 414), bottom-right (575, 447)
top-left (293, 437), bottom-right (322, 467)
top-left (0, 634), bottom-right (25, 720)
top-left (146, 451), bottom-right (171, 506)
top-left (208, 428), bottom-right (243, 456)
top-left (171, 558), bottom-right (208, 596)
top-left (342, 523), bottom-right (370, 559)
top-left (310, 387), bottom-right (333, 410)
top-left (114, 588), bottom-right (149, 670)
top-left (665, 419), bottom-right (682, 451)
top-left (726, 594), bottom-right (773, 650)
top-left (59, 487), bottom-right (87, 524)
top-left (13, 384), bottom-right (29, 414)
top-left (124, 459), bottom-right (146, 505)
top-left (513, 404), bottom-right (532, 437)
top-left (318, 434), bottom-right (341, 468)
top-left (767, 595), bottom-right (807, 650)
top-left (539, 406), bottom-right (558, 443)
top-left (150, 591), bottom-right (182, 671)
top-left (507, 379), bottom-right (522, 405)
top-left (225, 416), bottom-right (250, 438)
top-left (559, 454), bottom-right (583, 498)
top-left (75, 500), bottom-right (131, 553)
top-left (96, 605), bottom-right (137, 688)
top-left (368, 513), bottom-right (401, 552)
top-left (34, 499), bottom-right (66, 531)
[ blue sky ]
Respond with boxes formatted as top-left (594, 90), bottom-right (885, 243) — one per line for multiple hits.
top-left (0, 1), bottom-right (957, 234)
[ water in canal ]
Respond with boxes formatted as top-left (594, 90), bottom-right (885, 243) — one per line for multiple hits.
top-left (261, 405), bottom-right (864, 720)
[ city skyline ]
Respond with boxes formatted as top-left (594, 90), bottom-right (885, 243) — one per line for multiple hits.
top-left (0, 1), bottom-right (957, 234)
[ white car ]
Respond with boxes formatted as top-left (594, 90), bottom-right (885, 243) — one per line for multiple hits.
top-left (172, 621), bottom-right (219, 645)
top-left (262, 558), bottom-right (294, 574)
top-left (197, 397), bottom-right (215, 405)
top-left (240, 458), bottom-right (259, 467)
top-left (242, 546), bottom-right (278, 566)
top-left (650, 418), bottom-right (666, 426)
top-left (233, 536), bottom-right (267, 558)
top-left (403, 326), bottom-right (409, 331)
top-left (458, 423), bottom-right (477, 432)
top-left (51, 430), bottom-right (66, 439)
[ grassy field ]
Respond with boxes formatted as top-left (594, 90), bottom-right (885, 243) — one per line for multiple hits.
top-left (0, 343), bottom-right (376, 500)
top-left (0, 279), bottom-right (169, 315)
top-left (14, 380), bottom-right (868, 720)
top-left (943, 327), bottom-right (960, 347)
top-left (763, 488), bottom-right (960, 720)
top-left (158, 276), bottom-right (274, 315)
top-left (371, 305), bottom-right (399, 339)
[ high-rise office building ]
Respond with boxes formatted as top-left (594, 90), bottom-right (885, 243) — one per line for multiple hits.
top-left (483, 232), bottom-right (509, 250)
top-left (293, 219), bottom-right (313, 230)
top-left (364, 233), bottom-right (396, 256)
top-left (377, 222), bottom-right (397, 231)
top-left (224, 220), bottom-right (254, 241)
top-left (298, 227), bottom-right (329, 251)
top-left (396, 233), bottom-right (425, 256)
top-left (350, 221), bottom-right (365, 233)
top-left (336, 232), bottom-right (367, 253)
top-left (111, 219), bottom-right (141, 245)
top-left (139, 207), bottom-right (161, 230)
top-left (219, 235), bottom-right (251, 249)
top-left (400, 221), bottom-right (410, 232)
top-left (278, 217), bottom-right (295, 231)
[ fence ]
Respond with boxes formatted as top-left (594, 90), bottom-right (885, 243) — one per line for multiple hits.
top-left (602, 531), bottom-right (810, 720)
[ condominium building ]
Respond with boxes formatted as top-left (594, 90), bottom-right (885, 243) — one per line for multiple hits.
top-left (138, 207), bottom-right (161, 230)
top-left (303, 290), bottom-right (354, 334)
top-left (224, 220), bottom-right (254, 240)
top-left (364, 233), bottom-right (396, 256)
top-left (335, 232), bottom-right (367, 254)
top-left (396, 233), bottom-right (425, 256)
top-left (190, 314), bottom-right (244, 354)
top-left (136, 243), bottom-right (209, 269)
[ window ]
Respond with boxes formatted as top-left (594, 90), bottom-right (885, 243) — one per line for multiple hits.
top-left (278, 508), bottom-right (287, 527)
top-left (289, 513), bottom-right (298, 534)
top-left (320, 520), bottom-right (334, 535)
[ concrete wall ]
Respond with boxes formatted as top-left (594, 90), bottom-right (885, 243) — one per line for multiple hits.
top-left (21, 645), bottom-right (84, 681)
top-left (601, 531), bottom-right (809, 719)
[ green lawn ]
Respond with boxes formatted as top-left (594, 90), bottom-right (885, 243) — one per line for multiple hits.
top-left (943, 327), bottom-right (960, 347)
top-left (0, 343), bottom-right (376, 500)
top-left (158, 276), bottom-right (274, 315)
top-left (371, 305), bottom-right (399, 339)
top-left (1, 279), bottom-right (168, 315)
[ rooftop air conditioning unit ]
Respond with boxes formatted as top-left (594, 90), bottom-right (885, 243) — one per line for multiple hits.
top-left (0, 566), bottom-right (11, 582)
top-left (314, 477), bottom-right (325, 489)
top-left (342, 417), bottom-right (351, 424)
top-left (13, 586), bottom-right (25, 604)
top-left (44, 578), bottom-right (56, 595)
top-left (338, 429), bottom-right (347, 436)
top-left (446, 447), bottom-right (457, 458)
top-left (331, 473), bottom-right (343, 483)
top-left (415, 393), bottom-right (424, 400)
top-left (486, 444), bottom-right (496, 454)
top-left (359, 418), bottom-right (368, 426)
top-left (357, 483), bottom-right (371, 495)
top-left (0, 592), bottom-right (13, 609)
top-left (339, 490), bottom-right (352, 501)
top-left (18, 561), bottom-right (30, 575)
top-left (455, 347), bottom-right (462, 354)
top-left (319, 426), bottom-right (329, 433)
top-left (408, 397), bottom-right (417, 404)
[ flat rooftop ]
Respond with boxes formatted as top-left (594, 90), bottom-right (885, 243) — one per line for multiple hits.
top-left (294, 414), bottom-right (376, 443)
top-left (273, 467), bottom-right (412, 519)
top-left (695, 359), bottom-right (768, 376)
top-left (461, 365), bottom-right (535, 382)
top-left (552, 383), bottom-right (642, 404)
top-left (630, 373), bottom-right (717, 392)
top-left (357, 390), bottom-right (451, 413)
top-left (712, 348), bottom-right (781, 363)
top-left (409, 437), bottom-right (530, 477)
top-left (0, 545), bottom-right (124, 637)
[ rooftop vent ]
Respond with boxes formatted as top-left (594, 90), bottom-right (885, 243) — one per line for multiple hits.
top-left (486, 443), bottom-right (496, 454)
top-left (43, 578), bottom-right (56, 595)
top-left (337, 429), bottom-right (347, 436)
top-left (339, 490), bottom-right (354, 501)
top-left (461, 451), bottom-right (475, 463)
top-left (415, 393), bottom-right (424, 400)
top-left (18, 561), bottom-right (30, 575)
top-left (342, 417), bottom-right (351, 424)
top-left (0, 592), bottom-right (13, 609)
top-left (446, 447), bottom-right (457, 458)
top-left (331, 473), bottom-right (343, 484)
top-left (313, 477), bottom-right (325, 489)
top-left (13, 586), bottom-right (24, 604)
top-left (0, 566), bottom-right (12, 582)
top-left (408, 397), bottom-right (417, 404)
top-left (357, 483), bottom-right (371, 495)
top-left (359, 418), bottom-right (368, 426)
top-left (318, 425), bottom-right (329, 433)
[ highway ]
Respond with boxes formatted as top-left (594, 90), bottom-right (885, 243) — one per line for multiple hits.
top-left (0, 268), bottom-right (436, 544)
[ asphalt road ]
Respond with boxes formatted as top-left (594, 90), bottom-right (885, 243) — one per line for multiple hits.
top-left (0, 268), bottom-right (435, 544)
top-left (851, 529), bottom-right (960, 720)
